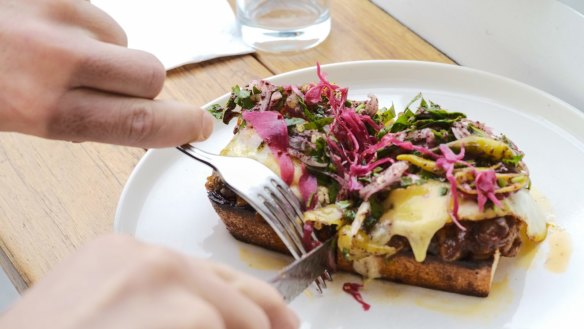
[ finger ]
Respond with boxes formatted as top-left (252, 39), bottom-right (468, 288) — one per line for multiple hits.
top-left (71, 42), bottom-right (165, 99)
top-left (181, 295), bottom-right (226, 329)
top-left (209, 263), bottom-right (300, 329)
top-left (47, 0), bottom-right (128, 46)
top-left (183, 262), bottom-right (271, 329)
top-left (49, 88), bottom-right (214, 147)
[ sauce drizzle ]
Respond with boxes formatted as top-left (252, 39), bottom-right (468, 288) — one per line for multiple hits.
top-left (545, 229), bottom-right (572, 273)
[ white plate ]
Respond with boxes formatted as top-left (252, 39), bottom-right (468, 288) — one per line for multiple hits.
top-left (115, 60), bottom-right (584, 329)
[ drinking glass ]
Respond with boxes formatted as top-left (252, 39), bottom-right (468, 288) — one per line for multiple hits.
top-left (236, 0), bottom-right (331, 53)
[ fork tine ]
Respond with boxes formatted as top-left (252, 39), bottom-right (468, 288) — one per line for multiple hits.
top-left (267, 185), bottom-right (305, 242)
top-left (272, 182), bottom-right (305, 229)
top-left (272, 180), bottom-right (323, 251)
top-left (254, 197), bottom-right (303, 260)
top-left (271, 181), bottom-right (312, 249)
top-left (270, 180), bottom-right (331, 290)
top-left (262, 190), bottom-right (307, 256)
top-left (262, 185), bottom-right (328, 292)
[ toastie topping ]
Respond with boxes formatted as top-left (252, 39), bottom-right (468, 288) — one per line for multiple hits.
top-left (211, 64), bottom-right (548, 267)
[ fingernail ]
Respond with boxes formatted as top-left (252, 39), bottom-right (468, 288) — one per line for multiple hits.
top-left (190, 109), bottom-right (214, 142)
top-left (201, 110), bottom-right (214, 139)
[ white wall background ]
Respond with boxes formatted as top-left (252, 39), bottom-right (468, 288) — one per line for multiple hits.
top-left (373, 0), bottom-right (584, 112)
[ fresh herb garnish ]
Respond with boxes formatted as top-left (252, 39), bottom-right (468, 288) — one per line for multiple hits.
top-left (502, 154), bottom-right (524, 166)
top-left (208, 103), bottom-right (224, 120)
top-left (375, 104), bottom-right (396, 126)
top-left (304, 117), bottom-right (333, 131)
top-left (232, 85), bottom-right (255, 109)
top-left (285, 117), bottom-right (307, 127)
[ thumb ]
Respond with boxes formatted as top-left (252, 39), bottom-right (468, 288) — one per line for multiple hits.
top-left (46, 88), bottom-right (214, 147)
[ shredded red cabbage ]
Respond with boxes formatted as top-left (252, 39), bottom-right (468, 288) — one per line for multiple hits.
top-left (308, 63), bottom-right (401, 194)
top-left (348, 176), bottom-right (364, 191)
top-left (349, 157), bottom-right (395, 176)
top-left (304, 63), bottom-right (339, 105)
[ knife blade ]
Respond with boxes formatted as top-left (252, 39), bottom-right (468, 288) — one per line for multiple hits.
top-left (269, 237), bottom-right (336, 303)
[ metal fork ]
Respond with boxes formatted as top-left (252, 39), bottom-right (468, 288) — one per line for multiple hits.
top-left (176, 144), bottom-right (328, 291)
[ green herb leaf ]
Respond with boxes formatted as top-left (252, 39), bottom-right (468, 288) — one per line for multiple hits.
top-left (389, 108), bottom-right (415, 133)
top-left (285, 117), bottom-right (307, 126)
top-left (336, 200), bottom-right (352, 209)
top-left (502, 154), bottom-right (524, 166)
top-left (400, 176), bottom-right (414, 187)
top-left (304, 117), bottom-right (333, 131)
top-left (303, 107), bottom-right (317, 122)
top-left (343, 209), bottom-right (356, 222)
top-left (342, 248), bottom-right (351, 260)
top-left (369, 197), bottom-right (384, 219)
top-left (232, 85), bottom-right (255, 109)
top-left (405, 93), bottom-right (423, 110)
top-left (375, 104), bottom-right (396, 126)
top-left (419, 109), bottom-right (466, 121)
top-left (310, 137), bottom-right (328, 162)
top-left (208, 103), bottom-right (224, 120)
top-left (414, 118), bottom-right (463, 130)
top-left (363, 216), bottom-right (379, 231)
top-left (440, 186), bottom-right (449, 196)
top-left (328, 181), bottom-right (340, 202)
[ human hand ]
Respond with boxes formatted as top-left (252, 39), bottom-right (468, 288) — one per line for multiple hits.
top-left (0, 0), bottom-right (214, 147)
top-left (0, 234), bottom-right (299, 329)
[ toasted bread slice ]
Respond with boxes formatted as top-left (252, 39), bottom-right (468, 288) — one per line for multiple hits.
top-left (206, 185), bottom-right (498, 297)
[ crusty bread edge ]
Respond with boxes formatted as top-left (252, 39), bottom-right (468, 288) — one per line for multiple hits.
top-left (207, 190), bottom-right (498, 297)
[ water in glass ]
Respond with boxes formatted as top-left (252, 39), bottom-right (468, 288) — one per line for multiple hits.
top-left (237, 0), bottom-right (331, 52)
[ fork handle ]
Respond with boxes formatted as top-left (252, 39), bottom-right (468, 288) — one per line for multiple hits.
top-left (176, 144), bottom-right (218, 170)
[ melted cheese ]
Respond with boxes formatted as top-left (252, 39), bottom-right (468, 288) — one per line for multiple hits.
top-left (220, 127), bottom-right (280, 173)
top-left (372, 181), bottom-right (450, 262)
top-left (367, 181), bottom-right (549, 264)
top-left (220, 127), bottom-right (303, 196)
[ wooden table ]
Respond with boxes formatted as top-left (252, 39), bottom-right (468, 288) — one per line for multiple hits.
top-left (0, 0), bottom-right (453, 292)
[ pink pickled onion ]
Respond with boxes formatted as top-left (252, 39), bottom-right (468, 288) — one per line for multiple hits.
top-left (242, 111), bottom-right (294, 185)
top-left (475, 170), bottom-right (502, 212)
top-left (299, 165), bottom-right (318, 209)
top-left (436, 144), bottom-right (466, 230)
